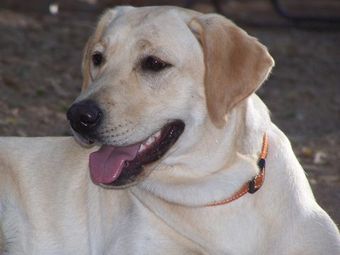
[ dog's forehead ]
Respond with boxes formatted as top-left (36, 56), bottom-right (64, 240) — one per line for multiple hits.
top-left (102, 7), bottom-right (196, 50)
top-left (113, 6), bottom-right (189, 28)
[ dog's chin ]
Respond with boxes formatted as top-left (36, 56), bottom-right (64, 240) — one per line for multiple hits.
top-left (88, 120), bottom-right (185, 189)
top-left (71, 130), bottom-right (97, 148)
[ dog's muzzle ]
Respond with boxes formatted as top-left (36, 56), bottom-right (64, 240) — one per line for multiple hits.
top-left (66, 100), bottom-right (103, 140)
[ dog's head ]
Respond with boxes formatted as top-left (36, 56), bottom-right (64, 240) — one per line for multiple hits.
top-left (67, 6), bottom-right (274, 188)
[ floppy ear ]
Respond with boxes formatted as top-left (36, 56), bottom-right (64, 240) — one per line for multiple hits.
top-left (81, 9), bottom-right (118, 90)
top-left (189, 14), bottom-right (274, 127)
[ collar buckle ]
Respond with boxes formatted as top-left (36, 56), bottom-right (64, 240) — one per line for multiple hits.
top-left (248, 177), bottom-right (260, 194)
top-left (206, 133), bottom-right (268, 207)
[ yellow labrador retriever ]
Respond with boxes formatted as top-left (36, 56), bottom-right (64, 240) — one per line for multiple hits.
top-left (0, 6), bottom-right (339, 254)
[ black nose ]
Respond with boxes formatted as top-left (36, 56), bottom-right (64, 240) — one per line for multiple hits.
top-left (66, 100), bottom-right (103, 135)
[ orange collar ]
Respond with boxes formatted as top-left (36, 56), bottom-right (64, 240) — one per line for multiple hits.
top-left (206, 134), bottom-right (268, 207)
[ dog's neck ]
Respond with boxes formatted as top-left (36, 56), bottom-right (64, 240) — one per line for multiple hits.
top-left (136, 95), bottom-right (271, 207)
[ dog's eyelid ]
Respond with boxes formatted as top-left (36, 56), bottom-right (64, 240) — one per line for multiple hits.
top-left (93, 42), bottom-right (105, 52)
top-left (140, 55), bottom-right (172, 72)
top-left (91, 41), bottom-right (106, 67)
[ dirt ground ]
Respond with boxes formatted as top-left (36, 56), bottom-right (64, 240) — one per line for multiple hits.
top-left (0, 0), bottom-right (339, 225)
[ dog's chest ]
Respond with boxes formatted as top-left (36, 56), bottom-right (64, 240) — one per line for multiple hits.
top-left (127, 197), bottom-right (270, 255)
top-left (101, 205), bottom-right (207, 255)
top-left (106, 235), bottom-right (202, 255)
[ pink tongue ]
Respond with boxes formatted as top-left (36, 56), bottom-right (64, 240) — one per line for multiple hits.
top-left (89, 143), bottom-right (141, 184)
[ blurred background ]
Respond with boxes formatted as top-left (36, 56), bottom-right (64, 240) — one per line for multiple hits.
top-left (0, 0), bottom-right (339, 224)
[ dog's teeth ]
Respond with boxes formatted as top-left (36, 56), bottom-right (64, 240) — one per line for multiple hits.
top-left (154, 131), bottom-right (161, 138)
top-left (138, 144), bottom-right (146, 152)
top-left (143, 130), bottom-right (161, 147)
top-left (145, 136), bottom-right (155, 145)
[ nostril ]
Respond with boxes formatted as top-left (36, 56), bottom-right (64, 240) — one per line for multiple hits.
top-left (67, 100), bottom-right (103, 134)
top-left (79, 111), bottom-right (101, 126)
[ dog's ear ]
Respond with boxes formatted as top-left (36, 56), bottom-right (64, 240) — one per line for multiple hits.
top-left (81, 9), bottom-right (118, 90)
top-left (189, 14), bottom-right (274, 127)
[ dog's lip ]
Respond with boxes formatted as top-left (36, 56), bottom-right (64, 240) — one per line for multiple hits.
top-left (89, 120), bottom-right (185, 187)
top-left (71, 129), bottom-right (97, 148)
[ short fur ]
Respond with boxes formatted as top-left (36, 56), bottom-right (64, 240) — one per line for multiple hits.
top-left (0, 6), bottom-right (339, 255)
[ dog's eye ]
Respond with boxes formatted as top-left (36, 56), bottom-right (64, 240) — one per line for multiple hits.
top-left (141, 56), bottom-right (170, 72)
top-left (92, 52), bottom-right (104, 67)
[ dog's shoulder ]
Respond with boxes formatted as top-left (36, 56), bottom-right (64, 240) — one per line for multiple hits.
top-left (265, 125), bottom-right (340, 253)
top-left (282, 207), bottom-right (340, 254)
top-left (0, 136), bottom-right (87, 166)
top-left (0, 136), bottom-right (91, 200)
top-left (0, 137), bottom-right (95, 253)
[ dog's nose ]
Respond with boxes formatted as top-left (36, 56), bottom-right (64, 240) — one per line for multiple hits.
top-left (66, 100), bottom-right (103, 135)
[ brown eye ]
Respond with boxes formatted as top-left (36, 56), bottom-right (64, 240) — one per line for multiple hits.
top-left (141, 56), bottom-right (170, 72)
top-left (92, 52), bottom-right (104, 67)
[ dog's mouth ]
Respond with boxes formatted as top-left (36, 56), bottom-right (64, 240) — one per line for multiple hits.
top-left (89, 120), bottom-right (185, 188)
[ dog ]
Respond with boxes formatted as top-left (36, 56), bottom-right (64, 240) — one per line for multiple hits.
top-left (0, 6), bottom-right (339, 254)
